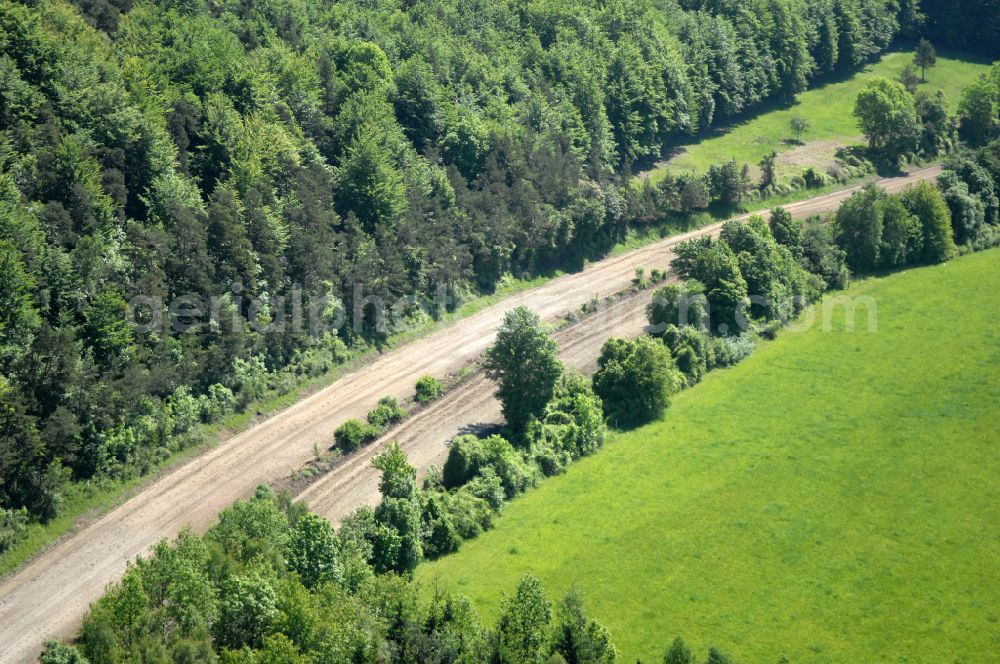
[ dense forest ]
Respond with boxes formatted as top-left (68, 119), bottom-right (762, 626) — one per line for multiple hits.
top-left (924, 0), bottom-right (1000, 59)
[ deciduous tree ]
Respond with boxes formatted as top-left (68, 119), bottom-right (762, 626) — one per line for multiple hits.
top-left (899, 181), bottom-right (957, 263)
top-left (592, 336), bottom-right (681, 428)
top-left (790, 115), bottom-right (810, 143)
top-left (484, 307), bottom-right (563, 440)
top-left (834, 185), bottom-right (884, 272)
top-left (286, 513), bottom-right (341, 589)
top-left (495, 573), bottom-right (552, 664)
top-left (853, 78), bottom-right (919, 159)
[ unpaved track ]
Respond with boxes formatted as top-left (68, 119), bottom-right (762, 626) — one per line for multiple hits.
top-left (298, 290), bottom-right (653, 524)
top-left (298, 164), bottom-right (944, 522)
top-left (0, 166), bottom-right (939, 663)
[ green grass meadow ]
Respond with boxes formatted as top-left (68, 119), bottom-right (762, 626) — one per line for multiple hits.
top-left (643, 50), bottom-right (991, 184)
top-left (417, 249), bottom-right (1000, 663)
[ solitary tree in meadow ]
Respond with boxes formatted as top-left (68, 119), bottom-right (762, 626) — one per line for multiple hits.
top-left (914, 38), bottom-right (936, 82)
top-left (790, 115), bottom-right (810, 142)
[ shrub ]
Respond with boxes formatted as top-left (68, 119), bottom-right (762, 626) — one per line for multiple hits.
top-left (334, 419), bottom-right (379, 453)
top-left (442, 434), bottom-right (534, 498)
top-left (414, 375), bottom-right (444, 403)
top-left (526, 371), bottom-right (607, 463)
top-left (663, 637), bottom-right (693, 664)
top-left (936, 169), bottom-right (986, 246)
top-left (168, 386), bottom-right (201, 435)
top-left (768, 206), bottom-right (803, 256)
top-left (228, 355), bottom-right (269, 410)
top-left (40, 641), bottom-right (88, 664)
top-left (648, 281), bottom-right (709, 334)
top-left (801, 217), bottom-right (850, 290)
top-left (465, 467), bottom-right (506, 512)
top-left (199, 383), bottom-right (236, 423)
top-left (419, 493), bottom-right (461, 559)
top-left (531, 440), bottom-right (568, 477)
top-left (712, 334), bottom-right (756, 367)
top-left (826, 163), bottom-right (849, 183)
top-left (0, 507), bottom-right (28, 554)
top-left (444, 487), bottom-right (495, 539)
top-left (592, 336), bottom-right (683, 428)
top-left (662, 325), bottom-right (710, 385)
top-left (802, 167), bottom-right (829, 188)
top-left (670, 239), bottom-right (750, 335)
top-left (367, 396), bottom-right (405, 431)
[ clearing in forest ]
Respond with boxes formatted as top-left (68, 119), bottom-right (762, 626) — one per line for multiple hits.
top-left (640, 50), bottom-right (991, 184)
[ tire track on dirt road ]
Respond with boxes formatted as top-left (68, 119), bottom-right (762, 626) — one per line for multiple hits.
top-left (0, 166), bottom-right (939, 664)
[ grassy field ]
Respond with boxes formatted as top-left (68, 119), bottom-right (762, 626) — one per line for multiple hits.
top-left (417, 248), bottom-right (1000, 663)
top-left (641, 50), bottom-right (992, 184)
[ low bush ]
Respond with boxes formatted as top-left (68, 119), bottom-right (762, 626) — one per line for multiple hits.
top-left (199, 384), bottom-right (236, 423)
top-left (443, 434), bottom-right (535, 498)
top-left (367, 396), bottom-right (406, 431)
top-left (527, 371), bottom-right (607, 461)
top-left (802, 166), bottom-right (830, 188)
top-left (648, 281), bottom-right (709, 333)
top-left (712, 334), bottom-right (756, 367)
top-left (40, 641), bottom-right (87, 664)
top-left (334, 419), bottom-right (379, 453)
top-left (826, 163), bottom-right (850, 183)
top-left (414, 376), bottom-right (444, 403)
top-left (442, 487), bottom-right (496, 540)
top-left (662, 324), bottom-right (710, 385)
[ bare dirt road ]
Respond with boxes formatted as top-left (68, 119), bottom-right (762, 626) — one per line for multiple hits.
top-left (298, 289), bottom-right (653, 524)
top-left (0, 166), bottom-right (939, 663)
top-left (295, 164), bottom-right (945, 523)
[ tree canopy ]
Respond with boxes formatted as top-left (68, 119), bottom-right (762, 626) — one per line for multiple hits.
top-left (484, 307), bottom-right (563, 440)
top-left (853, 77), bottom-right (919, 159)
